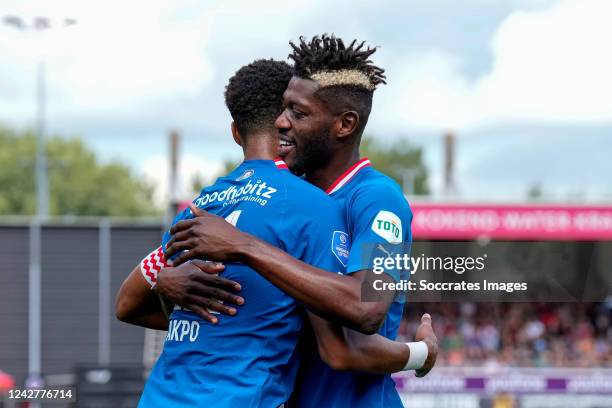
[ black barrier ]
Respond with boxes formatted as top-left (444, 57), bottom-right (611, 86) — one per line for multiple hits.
top-left (0, 224), bottom-right (162, 385)
top-left (74, 365), bottom-right (146, 408)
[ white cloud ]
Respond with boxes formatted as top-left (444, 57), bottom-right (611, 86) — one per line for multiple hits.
top-left (380, 50), bottom-right (477, 131)
top-left (0, 0), bottom-right (322, 132)
top-left (480, 0), bottom-right (612, 123)
top-left (381, 0), bottom-right (612, 131)
top-left (2, 0), bottom-right (609, 202)
top-left (5, 0), bottom-right (608, 134)
top-left (0, 0), bottom-right (213, 119)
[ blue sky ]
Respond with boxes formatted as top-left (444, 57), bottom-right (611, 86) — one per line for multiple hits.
top-left (1, 0), bottom-right (611, 206)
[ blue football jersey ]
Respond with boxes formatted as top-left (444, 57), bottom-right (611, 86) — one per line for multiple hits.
top-left (138, 159), bottom-right (349, 408)
top-left (294, 158), bottom-right (413, 408)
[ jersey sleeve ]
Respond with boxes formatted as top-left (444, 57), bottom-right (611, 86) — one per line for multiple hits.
top-left (139, 246), bottom-right (168, 287)
top-left (346, 182), bottom-right (413, 277)
top-left (278, 199), bottom-right (349, 275)
top-left (137, 208), bottom-right (192, 288)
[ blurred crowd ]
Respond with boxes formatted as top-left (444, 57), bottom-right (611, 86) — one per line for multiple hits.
top-left (399, 302), bottom-right (612, 367)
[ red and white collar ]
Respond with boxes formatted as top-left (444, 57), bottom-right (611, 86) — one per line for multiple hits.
top-left (274, 158), bottom-right (289, 170)
top-left (325, 158), bottom-right (371, 195)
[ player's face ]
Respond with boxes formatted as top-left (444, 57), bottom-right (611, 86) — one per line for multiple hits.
top-left (275, 77), bottom-right (336, 175)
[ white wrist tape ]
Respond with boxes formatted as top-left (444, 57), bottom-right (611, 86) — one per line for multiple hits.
top-left (140, 246), bottom-right (168, 288)
top-left (404, 341), bottom-right (428, 371)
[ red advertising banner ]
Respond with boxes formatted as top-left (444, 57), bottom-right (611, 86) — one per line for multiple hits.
top-left (411, 202), bottom-right (612, 240)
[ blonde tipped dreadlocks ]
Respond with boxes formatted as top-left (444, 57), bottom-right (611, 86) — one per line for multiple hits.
top-left (289, 34), bottom-right (386, 91)
top-left (310, 69), bottom-right (375, 91)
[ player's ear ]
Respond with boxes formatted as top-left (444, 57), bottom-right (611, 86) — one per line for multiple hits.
top-left (231, 122), bottom-right (243, 147)
top-left (335, 110), bottom-right (359, 140)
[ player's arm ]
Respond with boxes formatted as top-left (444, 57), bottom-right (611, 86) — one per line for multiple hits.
top-left (115, 264), bottom-right (169, 330)
top-left (115, 246), bottom-right (237, 327)
top-left (309, 313), bottom-right (437, 376)
top-left (236, 238), bottom-right (396, 335)
top-left (165, 205), bottom-right (393, 334)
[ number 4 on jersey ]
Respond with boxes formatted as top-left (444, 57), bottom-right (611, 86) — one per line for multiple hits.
top-left (225, 210), bottom-right (242, 227)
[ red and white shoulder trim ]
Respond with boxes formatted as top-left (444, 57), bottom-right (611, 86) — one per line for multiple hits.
top-left (274, 158), bottom-right (289, 170)
top-left (140, 246), bottom-right (168, 287)
top-left (325, 158), bottom-right (371, 195)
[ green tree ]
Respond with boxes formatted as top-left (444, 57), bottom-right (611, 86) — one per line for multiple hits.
top-left (527, 183), bottom-right (543, 200)
top-left (206, 137), bottom-right (429, 195)
top-left (190, 172), bottom-right (207, 195)
top-left (361, 137), bottom-right (428, 194)
top-left (0, 126), bottom-right (158, 216)
top-left (190, 158), bottom-right (241, 194)
top-left (220, 158), bottom-right (241, 175)
top-left (191, 158), bottom-right (242, 194)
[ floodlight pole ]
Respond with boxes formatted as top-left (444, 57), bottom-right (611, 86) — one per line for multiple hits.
top-left (36, 59), bottom-right (48, 217)
top-left (3, 16), bottom-right (76, 395)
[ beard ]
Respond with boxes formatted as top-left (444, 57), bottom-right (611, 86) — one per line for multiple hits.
top-left (291, 129), bottom-right (334, 177)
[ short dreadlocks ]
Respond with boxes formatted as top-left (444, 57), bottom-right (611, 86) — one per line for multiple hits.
top-left (289, 34), bottom-right (386, 136)
top-left (225, 59), bottom-right (292, 137)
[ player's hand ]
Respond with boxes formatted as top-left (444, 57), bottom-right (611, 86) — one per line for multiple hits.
top-left (414, 313), bottom-right (438, 378)
top-left (154, 259), bottom-right (244, 324)
top-left (165, 204), bottom-right (247, 265)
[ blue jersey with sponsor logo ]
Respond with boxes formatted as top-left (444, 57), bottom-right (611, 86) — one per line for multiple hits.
top-left (293, 158), bottom-right (412, 408)
top-left (138, 159), bottom-right (348, 408)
